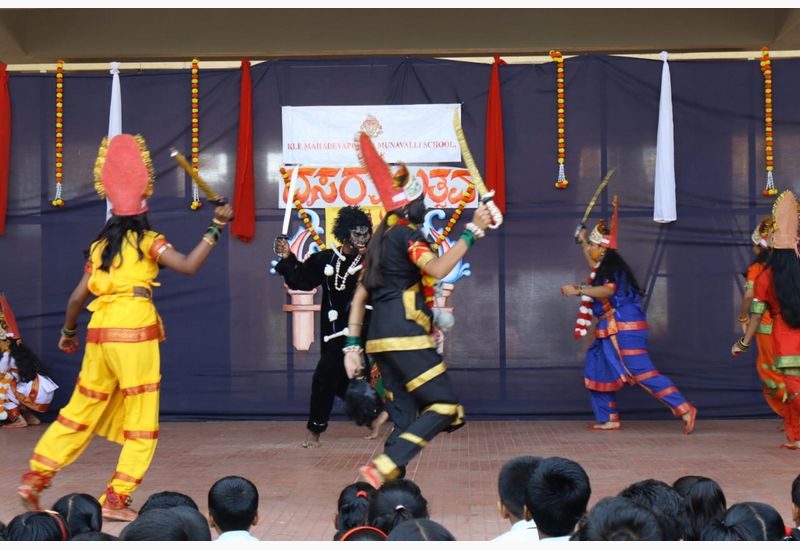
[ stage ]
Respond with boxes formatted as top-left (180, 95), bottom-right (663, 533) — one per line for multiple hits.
top-left (1, 419), bottom-right (795, 540)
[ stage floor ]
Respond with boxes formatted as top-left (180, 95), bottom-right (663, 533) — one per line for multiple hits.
top-left (1, 419), bottom-right (796, 540)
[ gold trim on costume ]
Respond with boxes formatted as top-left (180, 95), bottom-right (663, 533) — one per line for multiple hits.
top-left (123, 429), bottom-right (159, 440)
top-left (403, 284), bottom-right (431, 333)
top-left (31, 452), bottom-right (60, 470)
top-left (134, 134), bottom-right (155, 198)
top-left (121, 382), bottom-right (161, 396)
top-left (372, 453), bottom-right (400, 479)
top-left (86, 323), bottom-right (161, 344)
top-left (112, 471), bottom-right (143, 485)
top-left (405, 362), bottom-right (446, 392)
top-left (93, 137), bottom-right (109, 198)
top-left (366, 335), bottom-right (435, 353)
top-left (398, 432), bottom-right (428, 447)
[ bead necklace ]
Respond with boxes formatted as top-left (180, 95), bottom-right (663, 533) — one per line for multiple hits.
top-left (333, 249), bottom-right (362, 291)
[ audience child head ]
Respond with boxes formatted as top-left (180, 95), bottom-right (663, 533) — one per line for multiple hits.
top-left (120, 506), bottom-right (211, 541)
top-left (70, 531), bottom-right (119, 541)
top-left (338, 525), bottom-right (388, 541)
top-left (700, 502), bottom-right (786, 541)
top-left (618, 478), bottom-right (688, 540)
top-left (207, 475), bottom-right (260, 537)
top-left (387, 519), bottom-right (455, 541)
top-left (5, 511), bottom-right (69, 541)
top-left (139, 490), bottom-right (199, 514)
top-left (497, 455), bottom-right (542, 525)
top-left (572, 497), bottom-right (663, 541)
top-left (51, 493), bottom-right (102, 538)
top-left (368, 479), bottom-right (429, 535)
top-left (672, 475), bottom-right (726, 540)
top-left (333, 482), bottom-right (376, 540)
top-left (524, 456), bottom-right (591, 540)
top-left (792, 473), bottom-right (800, 527)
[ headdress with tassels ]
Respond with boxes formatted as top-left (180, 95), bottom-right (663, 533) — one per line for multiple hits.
top-left (0, 293), bottom-right (21, 352)
top-left (751, 215), bottom-right (774, 249)
top-left (771, 190), bottom-right (799, 254)
top-left (356, 132), bottom-right (422, 212)
top-left (94, 134), bottom-right (155, 216)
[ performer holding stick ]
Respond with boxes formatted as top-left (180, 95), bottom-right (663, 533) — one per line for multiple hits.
top-left (562, 194), bottom-right (697, 433)
top-left (273, 190), bottom-right (373, 448)
top-left (344, 127), bottom-right (494, 489)
top-left (18, 135), bottom-right (232, 521)
top-left (732, 191), bottom-right (800, 449)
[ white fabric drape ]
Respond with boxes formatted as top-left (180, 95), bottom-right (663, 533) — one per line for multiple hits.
top-left (105, 61), bottom-right (122, 220)
top-left (653, 51), bottom-right (677, 223)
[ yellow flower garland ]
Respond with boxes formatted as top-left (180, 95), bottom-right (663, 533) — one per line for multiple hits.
top-left (190, 58), bottom-right (203, 209)
top-left (52, 60), bottom-right (65, 207)
top-left (551, 50), bottom-right (568, 190)
top-left (761, 47), bottom-right (777, 197)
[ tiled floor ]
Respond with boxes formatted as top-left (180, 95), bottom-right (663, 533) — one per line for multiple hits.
top-left (1, 419), bottom-right (797, 540)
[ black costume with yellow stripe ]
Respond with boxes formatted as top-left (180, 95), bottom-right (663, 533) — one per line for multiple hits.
top-left (366, 219), bottom-right (464, 480)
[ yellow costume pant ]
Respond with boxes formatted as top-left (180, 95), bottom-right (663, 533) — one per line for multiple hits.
top-left (29, 340), bottom-right (160, 500)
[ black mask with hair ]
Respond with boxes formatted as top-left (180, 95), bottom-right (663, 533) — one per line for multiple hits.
top-left (404, 197), bottom-right (426, 225)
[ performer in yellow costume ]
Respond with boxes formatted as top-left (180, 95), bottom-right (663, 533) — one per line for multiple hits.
top-left (17, 134), bottom-right (233, 522)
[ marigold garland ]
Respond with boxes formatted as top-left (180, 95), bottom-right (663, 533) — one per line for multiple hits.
top-left (189, 58), bottom-right (203, 209)
top-left (760, 47), bottom-right (777, 197)
top-left (52, 59), bottom-right (65, 207)
top-left (431, 183), bottom-right (475, 251)
top-left (551, 50), bottom-right (568, 190)
top-left (279, 167), bottom-right (326, 249)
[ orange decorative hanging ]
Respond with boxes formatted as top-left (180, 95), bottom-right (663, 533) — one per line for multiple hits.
top-left (551, 50), bottom-right (568, 190)
top-left (761, 46), bottom-right (777, 197)
top-left (190, 58), bottom-right (202, 209)
top-left (52, 59), bottom-right (65, 207)
top-left (279, 167), bottom-right (326, 249)
top-left (432, 183), bottom-right (475, 251)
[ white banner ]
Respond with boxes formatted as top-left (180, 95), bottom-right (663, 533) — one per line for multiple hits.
top-left (279, 166), bottom-right (478, 209)
top-left (282, 104), bottom-right (462, 165)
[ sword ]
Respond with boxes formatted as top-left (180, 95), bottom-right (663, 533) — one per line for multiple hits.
top-left (453, 110), bottom-right (504, 229)
top-left (274, 165), bottom-right (301, 256)
top-left (170, 149), bottom-right (228, 206)
top-left (575, 167), bottom-right (617, 243)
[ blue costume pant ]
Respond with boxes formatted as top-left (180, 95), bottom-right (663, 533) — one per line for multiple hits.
top-left (584, 330), bottom-right (692, 422)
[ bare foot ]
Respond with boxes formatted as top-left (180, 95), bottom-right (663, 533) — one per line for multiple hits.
top-left (364, 411), bottom-right (389, 440)
top-left (21, 410), bottom-right (41, 426)
top-left (590, 421), bottom-right (621, 431)
top-left (780, 442), bottom-right (800, 450)
top-left (301, 432), bottom-right (321, 448)
top-left (2, 415), bottom-right (28, 429)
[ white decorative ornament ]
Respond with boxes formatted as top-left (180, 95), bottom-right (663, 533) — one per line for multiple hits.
top-left (328, 309), bottom-right (338, 322)
top-left (324, 264), bottom-right (334, 277)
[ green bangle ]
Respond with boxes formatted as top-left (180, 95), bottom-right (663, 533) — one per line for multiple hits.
top-left (345, 335), bottom-right (362, 347)
top-left (459, 229), bottom-right (476, 248)
top-left (61, 327), bottom-right (77, 338)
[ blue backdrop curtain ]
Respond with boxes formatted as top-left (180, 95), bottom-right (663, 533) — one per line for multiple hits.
top-left (1, 55), bottom-right (794, 420)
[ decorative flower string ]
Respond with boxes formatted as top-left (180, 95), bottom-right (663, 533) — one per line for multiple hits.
top-left (279, 167), bottom-right (326, 249)
top-left (431, 182), bottom-right (475, 251)
top-left (52, 59), bottom-right (65, 207)
top-left (190, 58), bottom-right (202, 209)
top-left (551, 50), bottom-right (568, 190)
top-left (760, 47), bottom-right (777, 197)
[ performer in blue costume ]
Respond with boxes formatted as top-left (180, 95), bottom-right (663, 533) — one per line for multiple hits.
top-left (561, 196), bottom-right (697, 433)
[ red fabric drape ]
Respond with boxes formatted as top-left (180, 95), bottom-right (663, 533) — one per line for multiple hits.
top-left (485, 56), bottom-right (506, 214)
top-left (231, 59), bottom-right (255, 242)
top-left (0, 64), bottom-right (10, 236)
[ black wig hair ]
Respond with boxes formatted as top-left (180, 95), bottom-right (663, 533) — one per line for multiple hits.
top-left (8, 339), bottom-right (49, 383)
top-left (768, 249), bottom-right (800, 328)
top-left (88, 213), bottom-right (151, 272)
top-left (333, 206), bottom-right (372, 244)
top-left (593, 249), bottom-right (645, 297)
